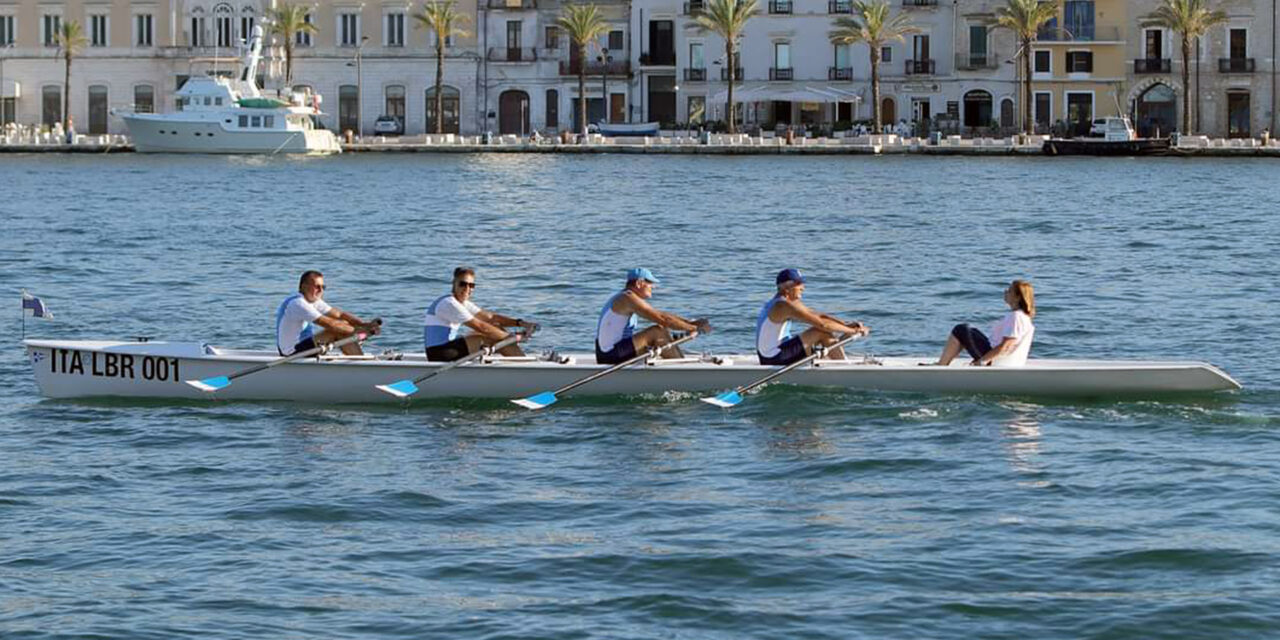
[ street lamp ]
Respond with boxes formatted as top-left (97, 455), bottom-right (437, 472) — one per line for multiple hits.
top-left (597, 47), bottom-right (611, 124)
top-left (347, 34), bottom-right (370, 138)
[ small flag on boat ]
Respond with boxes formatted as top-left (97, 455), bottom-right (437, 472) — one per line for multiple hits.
top-left (21, 290), bottom-right (53, 319)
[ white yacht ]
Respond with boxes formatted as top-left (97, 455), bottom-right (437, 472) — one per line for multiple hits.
top-left (118, 26), bottom-right (341, 155)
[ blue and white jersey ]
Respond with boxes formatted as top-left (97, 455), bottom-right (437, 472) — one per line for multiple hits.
top-left (755, 296), bottom-right (793, 358)
top-left (276, 293), bottom-right (332, 354)
top-left (423, 294), bottom-right (482, 348)
top-left (596, 291), bottom-right (637, 352)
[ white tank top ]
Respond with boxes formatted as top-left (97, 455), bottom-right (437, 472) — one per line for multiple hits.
top-left (596, 291), bottom-right (637, 351)
top-left (755, 296), bottom-right (793, 358)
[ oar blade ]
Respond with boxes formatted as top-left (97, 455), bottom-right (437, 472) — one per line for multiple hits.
top-left (701, 390), bottom-right (743, 408)
top-left (511, 391), bottom-right (558, 410)
top-left (375, 379), bottom-right (419, 398)
top-left (186, 375), bottom-right (231, 393)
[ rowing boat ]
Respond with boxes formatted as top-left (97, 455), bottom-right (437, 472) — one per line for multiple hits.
top-left (23, 339), bottom-right (1241, 404)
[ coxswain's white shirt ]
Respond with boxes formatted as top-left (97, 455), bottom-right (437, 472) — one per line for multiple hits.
top-left (423, 295), bottom-right (483, 347)
top-left (276, 293), bottom-right (332, 354)
top-left (989, 310), bottom-right (1035, 366)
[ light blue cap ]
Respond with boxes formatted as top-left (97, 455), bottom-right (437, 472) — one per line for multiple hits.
top-left (626, 267), bottom-right (660, 284)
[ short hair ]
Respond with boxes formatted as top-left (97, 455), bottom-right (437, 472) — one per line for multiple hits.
top-left (1010, 280), bottom-right (1036, 318)
top-left (298, 270), bottom-right (323, 291)
top-left (453, 267), bottom-right (475, 281)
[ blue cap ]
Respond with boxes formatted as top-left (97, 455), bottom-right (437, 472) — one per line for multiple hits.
top-left (627, 268), bottom-right (660, 284)
top-left (776, 268), bottom-right (805, 287)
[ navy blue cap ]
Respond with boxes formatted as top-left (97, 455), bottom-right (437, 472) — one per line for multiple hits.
top-left (776, 268), bottom-right (805, 287)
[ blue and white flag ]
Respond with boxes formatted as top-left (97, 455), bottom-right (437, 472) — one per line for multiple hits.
top-left (21, 290), bottom-right (53, 319)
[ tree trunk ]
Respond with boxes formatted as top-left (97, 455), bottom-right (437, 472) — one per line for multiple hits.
top-left (285, 39), bottom-right (294, 87)
top-left (577, 43), bottom-right (588, 137)
top-left (1181, 35), bottom-right (1192, 133)
top-left (63, 52), bottom-right (71, 131)
top-left (870, 47), bottom-right (880, 131)
top-left (435, 36), bottom-right (445, 134)
top-left (726, 43), bottom-right (735, 134)
top-left (1023, 36), bottom-right (1033, 135)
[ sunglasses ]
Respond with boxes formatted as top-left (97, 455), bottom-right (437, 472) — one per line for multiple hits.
top-left (312, 283), bottom-right (326, 290)
top-left (455, 281), bottom-right (476, 290)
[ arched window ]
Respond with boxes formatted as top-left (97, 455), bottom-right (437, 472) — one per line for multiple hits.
top-left (999, 98), bottom-right (1014, 128)
top-left (240, 6), bottom-right (255, 42)
top-left (545, 89), bottom-right (558, 129)
top-left (189, 7), bottom-right (206, 47)
top-left (426, 85), bottom-right (460, 134)
top-left (213, 3), bottom-right (234, 48)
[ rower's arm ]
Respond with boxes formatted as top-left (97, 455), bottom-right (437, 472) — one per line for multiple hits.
top-left (788, 302), bottom-right (863, 335)
top-left (626, 295), bottom-right (701, 333)
top-left (463, 317), bottom-right (509, 341)
top-left (976, 337), bottom-right (1018, 366)
top-left (312, 311), bottom-right (355, 335)
top-left (477, 310), bottom-right (525, 329)
top-left (331, 308), bottom-right (381, 334)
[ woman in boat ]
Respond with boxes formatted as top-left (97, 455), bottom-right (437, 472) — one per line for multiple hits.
top-left (933, 280), bottom-right (1036, 367)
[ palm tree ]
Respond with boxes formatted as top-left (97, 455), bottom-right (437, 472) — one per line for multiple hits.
top-left (829, 0), bottom-right (918, 133)
top-left (1148, 0), bottom-right (1226, 133)
top-left (995, 0), bottom-right (1059, 135)
top-left (54, 20), bottom-right (87, 134)
top-left (558, 4), bottom-right (609, 137)
top-left (693, 0), bottom-right (757, 134)
top-left (415, 0), bottom-right (471, 134)
top-left (266, 3), bottom-right (317, 88)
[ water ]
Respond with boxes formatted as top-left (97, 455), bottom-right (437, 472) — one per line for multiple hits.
top-left (2, 154), bottom-right (1278, 639)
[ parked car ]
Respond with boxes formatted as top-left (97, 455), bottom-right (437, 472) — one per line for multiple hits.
top-left (1088, 118), bottom-right (1109, 137)
top-left (373, 115), bottom-right (403, 135)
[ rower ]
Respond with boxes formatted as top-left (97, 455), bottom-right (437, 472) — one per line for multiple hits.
top-left (756, 268), bottom-right (868, 365)
top-left (595, 268), bottom-right (711, 364)
top-left (423, 267), bottom-right (534, 362)
top-left (276, 270), bottom-right (381, 356)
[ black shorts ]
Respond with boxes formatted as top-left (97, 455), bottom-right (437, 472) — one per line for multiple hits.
top-left (426, 336), bottom-right (471, 362)
top-left (279, 336), bottom-right (318, 356)
top-left (596, 338), bottom-right (638, 365)
top-left (758, 335), bottom-right (807, 366)
top-left (951, 323), bottom-right (993, 360)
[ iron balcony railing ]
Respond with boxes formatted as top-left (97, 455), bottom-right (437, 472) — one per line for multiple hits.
top-left (1133, 58), bottom-right (1171, 74)
top-left (902, 0), bottom-right (938, 6)
top-left (487, 0), bottom-right (536, 8)
top-left (488, 47), bottom-right (537, 62)
top-left (720, 67), bottom-right (744, 81)
top-left (1035, 26), bottom-right (1122, 42)
top-left (559, 60), bottom-right (630, 75)
top-left (769, 67), bottom-right (794, 80)
top-left (683, 1), bottom-right (704, 14)
top-left (829, 0), bottom-right (852, 12)
top-left (1219, 57), bottom-right (1255, 73)
top-left (956, 53), bottom-right (997, 70)
top-left (768, 0), bottom-right (793, 14)
top-left (683, 68), bottom-right (707, 81)
top-left (829, 66), bottom-right (853, 80)
top-left (905, 58), bottom-right (935, 75)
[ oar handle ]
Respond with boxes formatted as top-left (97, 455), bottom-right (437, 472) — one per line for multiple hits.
top-left (734, 332), bottom-right (863, 394)
top-left (552, 331), bottom-right (700, 397)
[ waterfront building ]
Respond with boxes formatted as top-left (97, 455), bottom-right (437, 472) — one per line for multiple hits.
top-left (1021, 0), bottom-right (1128, 136)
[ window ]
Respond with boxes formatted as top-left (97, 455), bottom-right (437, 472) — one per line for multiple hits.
top-left (134, 85), bottom-right (154, 113)
top-left (1229, 28), bottom-right (1247, 59)
top-left (43, 14), bottom-right (61, 47)
top-left (774, 42), bottom-right (790, 68)
top-left (385, 84), bottom-right (405, 120)
top-left (0, 15), bottom-right (13, 46)
top-left (135, 14), bottom-right (153, 47)
top-left (339, 85), bottom-right (358, 132)
top-left (426, 86), bottom-right (460, 133)
top-left (545, 88), bottom-right (558, 128)
top-left (690, 42), bottom-right (704, 68)
top-left (42, 85), bottom-right (62, 126)
top-left (506, 20), bottom-right (521, 49)
top-left (1066, 51), bottom-right (1092, 73)
top-left (881, 46), bottom-right (891, 62)
top-left (1144, 29), bottom-right (1163, 59)
top-left (688, 95), bottom-right (705, 124)
top-left (238, 115), bottom-right (248, 127)
top-left (544, 26), bottom-right (559, 49)
top-left (264, 115), bottom-right (274, 128)
top-left (297, 13), bottom-right (313, 46)
top-left (1063, 0), bottom-right (1094, 40)
top-left (90, 14), bottom-right (108, 46)
top-left (911, 34), bottom-right (930, 61)
top-left (215, 5), bottom-right (234, 48)
top-left (251, 115), bottom-right (261, 127)
top-left (385, 12), bottom-right (404, 46)
top-left (834, 43), bottom-right (849, 67)
top-left (1067, 92), bottom-right (1092, 135)
top-left (88, 85), bottom-right (108, 133)
top-left (241, 14), bottom-right (255, 41)
top-left (1034, 92), bottom-right (1051, 130)
top-left (1033, 50), bottom-right (1051, 73)
top-left (190, 16), bottom-right (205, 47)
top-left (608, 30), bottom-right (623, 51)
top-left (969, 25), bottom-right (987, 56)
top-left (340, 13), bottom-right (360, 47)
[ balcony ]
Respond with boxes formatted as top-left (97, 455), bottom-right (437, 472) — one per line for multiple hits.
top-left (720, 67), bottom-right (744, 81)
top-left (683, 1), bottom-right (704, 14)
top-left (1035, 26), bottom-right (1122, 42)
top-left (828, 66), bottom-right (853, 80)
top-left (769, 67), bottom-right (793, 81)
top-left (829, 0), bottom-right (852, 12)
top-left (956, 53), bottom-right (998, 70)
top-left (488, 47), bottom-right (537, 62)
top-left (487, 0), bottom-right (536, 8)
top-left (640, 52), bottom-right (676, 66)
top-left (1133, 58), bottom-right (1171, 74)
top-left (905, 58), bottom-right (935, 75)
top-left (560, 60), bottom-right (631, 75)
top-left (683, 68), bottom-right (707, 81)
top-left (902, 0), bottom-right (938, 6)
top-left (1219, 57), bottom-right (1255, 73)
top-left (768, 0), bottom-right (793, 14)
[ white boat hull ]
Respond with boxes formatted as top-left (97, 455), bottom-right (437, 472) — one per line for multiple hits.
top-left (23, 340), bottom-right (1241, 405)
top-left (122, 114), bottom-right (341, 154)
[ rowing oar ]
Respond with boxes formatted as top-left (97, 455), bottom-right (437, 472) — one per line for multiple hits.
top-left (375, 327), bottom-right (535, 398)
top-left (511, 331), bottom-right (700, 410)
top-left (185, 323), bottom-right (379, 393)
top-left (701, 333), bottom-right (864, 408)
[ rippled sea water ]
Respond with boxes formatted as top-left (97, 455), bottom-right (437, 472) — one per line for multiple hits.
top-left (2, 153), bottom-right (1278, 639)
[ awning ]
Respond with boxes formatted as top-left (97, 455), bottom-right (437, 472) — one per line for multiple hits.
top-left (707, 84), bottom-right (862, 103)
top-left (1, 78), bottom-right (19, 99)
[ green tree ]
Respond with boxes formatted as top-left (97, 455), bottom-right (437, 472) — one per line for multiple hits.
top-left (266, 3), bottom-right (318, 88)
top-left (693, 0), bottom-right (757, 133)
top-left (829, 0), bottom-right (918, 132)
top-left (558, 3), bottom-right (609, 137)
top-left (1147, 0), bottom-right (1227, 133)
top-left (415, 0), bottom-right (471, 133)
top-left (995, 0), bottom-right (1059, 134)
top-left (54, 20), bottom-right (87, 133)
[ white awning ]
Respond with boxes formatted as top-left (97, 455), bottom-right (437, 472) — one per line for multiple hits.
top-left (707, 85), bottom-right (863, 103)
top-left (1, 78), bottom-right (19, 99)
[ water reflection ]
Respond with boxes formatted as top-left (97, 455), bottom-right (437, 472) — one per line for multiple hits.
top-left (999, 401), bottom-right (1045, 482)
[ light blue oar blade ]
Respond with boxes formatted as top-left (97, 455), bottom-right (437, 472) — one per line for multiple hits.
top-left (186, 375), bottom-right (231, 393)
top-left (700, 390), bottom-right (742, 408)
top-left (375, 379), bottom-right (419, 398)
top-left (511, 391), bottom-right (558, 410)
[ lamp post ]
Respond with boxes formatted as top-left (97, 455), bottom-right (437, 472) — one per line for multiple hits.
top-left (347, 34), bottom-right (370, 138)
top-left (597, 47), bottom-right (611, 124)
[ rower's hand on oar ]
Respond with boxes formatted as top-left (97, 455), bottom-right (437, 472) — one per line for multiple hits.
top-left (694, 318), bottom-right (712, 334)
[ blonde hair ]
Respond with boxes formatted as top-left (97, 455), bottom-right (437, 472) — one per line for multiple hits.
top-left (1010, 280), bottom-right (1035, 318)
